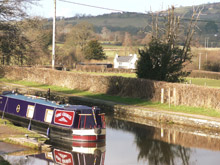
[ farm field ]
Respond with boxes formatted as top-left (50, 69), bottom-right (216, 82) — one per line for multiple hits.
top-left (185, 77), bottom-right (220, 88)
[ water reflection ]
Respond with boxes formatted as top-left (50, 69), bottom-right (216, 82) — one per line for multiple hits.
top-left (106, 116), bottom-right (220, 165)
top-left (2, 140), bottom-right (106, 165)
top-left (135, 135), bottom-right (190, 165)
top-left (2, 116), bottom-right (220, 164)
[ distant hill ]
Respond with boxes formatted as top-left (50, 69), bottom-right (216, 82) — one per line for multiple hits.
top-left (54, 2), bottom-right (220, 46)
top-left (60, 3), bottom-right (220, 27)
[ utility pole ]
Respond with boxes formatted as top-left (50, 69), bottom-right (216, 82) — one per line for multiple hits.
top-left (205, 37), bottom-right (209, 63)
top-left (205, 37), bottom-right (209, 48)
top-left (52, 0), bottom-right (56, 69)
top-left (199, 53), bottom-right (201, 70)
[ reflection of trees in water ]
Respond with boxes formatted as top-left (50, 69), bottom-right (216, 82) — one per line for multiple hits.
top-left (136, 136), bottom-right (190, 165)
top-left (1, 155), bottom-right (34, 165)
top-left (0, 155), bottom-right (10, 165)
top-left (106, 117), bottom-right (191, 165)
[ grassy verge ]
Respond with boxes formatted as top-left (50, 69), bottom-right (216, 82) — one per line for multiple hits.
top-left (0, 118), bottom-right (47, 148)
top-left (1, 78), bottom-right (220, 118)
top-left (185, 77), bottom-right (220, 88)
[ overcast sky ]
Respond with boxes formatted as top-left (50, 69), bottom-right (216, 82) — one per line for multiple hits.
top-left (28, 0), bottom-right (220, 18)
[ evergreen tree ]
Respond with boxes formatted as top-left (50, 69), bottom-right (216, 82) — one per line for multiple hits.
top-left (137, 39), bottom-right (190, 82)
top-left (84, 40), bottom-right (107, 60)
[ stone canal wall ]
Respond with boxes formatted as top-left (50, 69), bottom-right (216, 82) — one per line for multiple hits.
top-left (1, 66), bottom-right (220, 110)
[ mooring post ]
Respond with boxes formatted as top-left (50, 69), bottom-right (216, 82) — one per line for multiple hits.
top-left (161, 128), bottom-right (164, 137)
top-left (161, 88), bottom-right (164, 104)
top-left (2, 97), bottom-right (9, 119)
top-left (168, 88), bottom-right (171, 108)
top-left (47, 126), bottom-right (50, 137)
top-left (173, 88), bottom-right (176, 106)
top-left (28, 120), bottom-right (32, 130)
top-left (47, 88), bottom-right (51, 101)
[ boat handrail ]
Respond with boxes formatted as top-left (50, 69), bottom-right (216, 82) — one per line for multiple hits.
top-left (78, 114), bottom-right (92, 116)
top-left (24, 94), bottom-right (46, 100)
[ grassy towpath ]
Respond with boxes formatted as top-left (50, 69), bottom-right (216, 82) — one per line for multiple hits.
top-left (0, 118), bottom-right (48, 150)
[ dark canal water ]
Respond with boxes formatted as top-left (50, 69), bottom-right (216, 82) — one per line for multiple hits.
top-left (1, 116), bottom-right (220, 165)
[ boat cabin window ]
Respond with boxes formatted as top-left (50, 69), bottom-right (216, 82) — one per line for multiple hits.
top-left (44, 109), bottom-right (54, 123)
top-left (26, 105), bottom-right (35, 119)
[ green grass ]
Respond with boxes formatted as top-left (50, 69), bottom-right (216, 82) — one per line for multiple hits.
top-left (0, 118), bottom-right (48, 143)
top-left (1, 78), bottom-right (220, 118)
top-left (144, 103), bottom-right (220, 118)
top-left (185, 77), bottom-right (220, 88)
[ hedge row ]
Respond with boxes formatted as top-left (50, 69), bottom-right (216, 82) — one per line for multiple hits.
top-left (2, 66), bottom-right (220, 110)
top-left (75, 65), bottom-right (135, 73)
top-left (189, 70), bottom-right (220, 80)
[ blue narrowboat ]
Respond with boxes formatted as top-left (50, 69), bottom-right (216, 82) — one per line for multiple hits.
top-left (0, 91), bottom-right (106, 142)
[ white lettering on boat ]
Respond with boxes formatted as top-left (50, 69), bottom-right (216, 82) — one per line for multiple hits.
top-left (54, 149), bottom-right (73, 164)
top-left (54, 110), bottom-right (74, 126)
top-left (55, 112), bottom-right (61, 118)
top-left (58, 153), bottom-right (67, 159)
top-left (55, 112), bottom-right (72, 120)
top-left (58, 117), bottom-right (68, 123)
top-left (62, 112), bottom-right (72, 120)
top-left (55, 155), bottom-right (61, 162)
top-left (62, 158), bottom-right (71, 164)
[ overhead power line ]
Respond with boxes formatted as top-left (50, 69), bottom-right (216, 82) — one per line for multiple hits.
top-left (58, 0), bottom-right (220, 24)
top-left (58, 0), bottom-right (126, 13)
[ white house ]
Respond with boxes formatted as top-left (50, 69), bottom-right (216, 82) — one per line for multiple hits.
top-left (114, 54), bottom-right (138, 69)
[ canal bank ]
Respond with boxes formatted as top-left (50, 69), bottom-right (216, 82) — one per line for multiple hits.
top-left (0, 118), bottom-right (50, 152)
top-left (1, 81), bottom-right (220, 132)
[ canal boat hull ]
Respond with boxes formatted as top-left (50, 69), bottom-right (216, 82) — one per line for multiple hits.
top-left (0, 91), bottom-right (106, 142)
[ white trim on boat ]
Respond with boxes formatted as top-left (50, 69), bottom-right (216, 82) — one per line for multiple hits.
top-left (72, 128), bottom-right (106, 135)
top-left (72, 146), bottom-right (106, 154)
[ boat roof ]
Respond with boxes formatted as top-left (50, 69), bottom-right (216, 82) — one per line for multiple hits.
top-left (1, 93), bottom-right (92, 110)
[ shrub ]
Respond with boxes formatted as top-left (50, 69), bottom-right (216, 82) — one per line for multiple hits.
top-left (84, 40), bottom-right (107, 60)
top-left (204, 61), bottom-right (220, 72)
top-left (0, 66), bottom-right (5, 78)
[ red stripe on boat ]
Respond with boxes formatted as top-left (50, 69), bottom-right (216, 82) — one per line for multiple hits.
top-left (73, 135), bottom-right (106, 141)
top-left (73, 142), bottom-right (97, 147)
top-left (72, 141), bottom-right (106, 148)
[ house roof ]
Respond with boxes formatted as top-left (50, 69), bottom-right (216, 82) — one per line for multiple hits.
top-left (117, 56), bottom-right (133, 63)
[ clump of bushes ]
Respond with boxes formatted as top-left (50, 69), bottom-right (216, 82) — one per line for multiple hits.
top-left (204, 61), bottom-right (220, 72)
top-left (0, 66), bottom-right (5, 78)
top-left (189, 70), bottom-right (220, 80)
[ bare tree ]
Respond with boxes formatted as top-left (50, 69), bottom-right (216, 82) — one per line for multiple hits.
top-left (65, 22), bottom-right (94, 52)
top-left (0, 0), bottom-right (40, 65)
top-left (123, 32), bottom-right (133, 55)
top-left (0, 0), bottom-right (38, 21)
